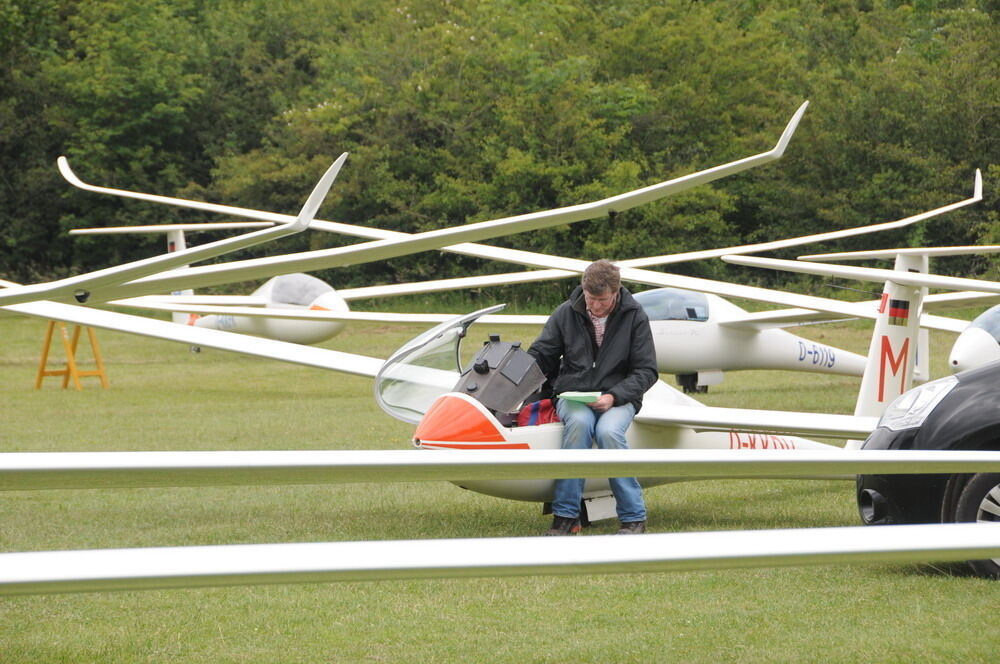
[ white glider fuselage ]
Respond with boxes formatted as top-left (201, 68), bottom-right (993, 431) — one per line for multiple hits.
top-left (411, 384), bottom-right (835, 504)
top-left (193, 274), bottom-right (350, 346)
top-left (640, 291), bottom-right (865, 385)
top-left (373, 308), bottom-right (843, 510)
top-left (949, 304), bottom-right (1000, 373)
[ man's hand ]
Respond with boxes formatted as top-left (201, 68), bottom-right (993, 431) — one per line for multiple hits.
top-left (587, 393), bottom-right (615, 412)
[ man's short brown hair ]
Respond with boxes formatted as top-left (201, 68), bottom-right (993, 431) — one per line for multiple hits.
top-left (582, 259), bottom-right (620, 295)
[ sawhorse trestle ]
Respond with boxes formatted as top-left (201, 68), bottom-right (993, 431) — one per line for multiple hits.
top-left (34, 321), bottom-right (110, 390)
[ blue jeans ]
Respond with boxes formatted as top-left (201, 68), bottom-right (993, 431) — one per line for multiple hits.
top-left (551, 398), bottom-right (646, 522)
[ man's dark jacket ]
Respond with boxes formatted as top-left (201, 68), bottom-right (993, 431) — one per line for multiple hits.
top-left (527, 286), bottom-right (658, 411)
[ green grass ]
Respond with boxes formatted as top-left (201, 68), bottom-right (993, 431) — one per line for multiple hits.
top-left (1, 313), bottom-right (997, 663)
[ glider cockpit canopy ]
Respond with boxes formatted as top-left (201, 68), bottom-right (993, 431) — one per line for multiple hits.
top-left (968, 304), bottom-right (1000, 342)
top-left (634, 287), bottom-right (709, 322)
top-left (374, 305), bottom-right (507, 424)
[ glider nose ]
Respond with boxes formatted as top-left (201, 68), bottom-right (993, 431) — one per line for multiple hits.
top-left (949, 327), bottom-right (1000, 373)
top-left (413, 393), bottom-right (526, 449)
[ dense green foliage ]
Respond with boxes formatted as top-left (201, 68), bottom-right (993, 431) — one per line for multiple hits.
top-left (1, 0), bottom-right (997, 299)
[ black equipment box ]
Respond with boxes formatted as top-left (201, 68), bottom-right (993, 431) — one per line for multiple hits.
top-left (454, 335), bottom-right (545, 413)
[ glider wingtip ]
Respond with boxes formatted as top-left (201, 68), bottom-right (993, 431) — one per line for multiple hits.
top-left (772, 100), bottom-right (809, 157)
top-left (56, 156), bottom-right (82, 185)
top-left (293, 154), bottom-right (348, 229)
top-left (974, 168), bottom-right (983, 199)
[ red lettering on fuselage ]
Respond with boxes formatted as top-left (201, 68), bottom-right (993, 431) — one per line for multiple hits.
top-left (878, 335), bottom-right (909, 402)
top-left (728, 431), bottom-right (797, 449)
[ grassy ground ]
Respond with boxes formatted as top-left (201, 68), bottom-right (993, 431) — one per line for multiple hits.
top-left (1, 312), bottom-right (997, 663)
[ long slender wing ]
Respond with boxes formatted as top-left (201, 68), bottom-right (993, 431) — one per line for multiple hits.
top-left (0, 155), bottom-right (347, 308)
top-left (801, 244), bottom-right (1000, 262)
top-left (5, 448), bottom-right (1000, 491)
top-left (337, 270), bottom-right (572, 301)
top-left (922, 291), bottom-right (1000, 311)
top-left (112, 300), bottom-right (549, 326)
top-left (724, 255), bottom-right (1000, 295)
top-left (717, 300), bottom-right (969, 332)
top-left (4, 299), bottom-right (384, 377)
top-left (120, 294), bottom-right (271, 307)
top-left (3, 523), bottom-right (1000, 595)
top-left (306, 187), bottom-right (988, 320)
top-left (634, 406), bottom-right (879, 439)
top-left (69, 222), bottom-right (275, 234)
top-left (271, 165), bottom-right (986, 299)
top-left (625, 168), bottom-right (983, 268)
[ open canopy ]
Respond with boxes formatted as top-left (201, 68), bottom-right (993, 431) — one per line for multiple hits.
top-left (374, 305), bottom-right (506, 424)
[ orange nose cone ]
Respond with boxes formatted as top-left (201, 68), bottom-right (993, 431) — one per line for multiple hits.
top-left (414, 394), bottom-right (523, 449)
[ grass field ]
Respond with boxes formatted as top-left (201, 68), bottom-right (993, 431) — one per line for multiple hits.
top-left (1, 311), bottom-right (998, 663)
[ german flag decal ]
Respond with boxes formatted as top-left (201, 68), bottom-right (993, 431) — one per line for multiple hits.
top-left (888, 299), bottom-right (910, 326)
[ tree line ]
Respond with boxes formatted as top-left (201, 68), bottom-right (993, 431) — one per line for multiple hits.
top-left (1, 0), bottom-right (997, 305)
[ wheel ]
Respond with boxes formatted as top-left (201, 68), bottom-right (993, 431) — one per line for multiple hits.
top-left (677, 374), bottom-right (697, 393)
top-left (954, 472), bottom-right (1000, 578)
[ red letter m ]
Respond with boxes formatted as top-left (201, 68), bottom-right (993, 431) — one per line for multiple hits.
top-left (878, 336), bottom-right (909, 402)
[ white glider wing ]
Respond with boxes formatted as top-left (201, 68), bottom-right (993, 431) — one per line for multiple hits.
top-left (4, 299), bottom-right (384, 377)
top-left (326, 166), bottom-right (984, 299)
top-left (6, 448), bottom-right (1000, 491)
top-left (119, 294), bottom-right (271, 307)
top-left (110, 301), bottom-right (549, 326)
top-left (69, 222), bottom-right (275, 234)
top-left (635, 405), bottom-right (878, 439)
top-left (724, 255), bottom-right (1000, 296)
top-left (716, 300), bottom-right (969, 333)
top-left (3, 523), bottom-right (1000, 595)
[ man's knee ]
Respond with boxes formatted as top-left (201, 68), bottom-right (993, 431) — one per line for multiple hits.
top-left (594, 427), bottom-right (628, 449)
top-left (594, 406), bottom-right (634, 449)
top-left (557, 402), bottom-right (595, 449)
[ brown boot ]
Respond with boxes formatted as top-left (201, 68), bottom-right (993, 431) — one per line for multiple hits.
top-left (544, 515), bottom-right (582, 536)
top-left (616, 520), bottom-right (646, 535)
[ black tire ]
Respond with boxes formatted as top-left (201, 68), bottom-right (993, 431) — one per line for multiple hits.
top-left (954, 472), bottom-right (1000, 579)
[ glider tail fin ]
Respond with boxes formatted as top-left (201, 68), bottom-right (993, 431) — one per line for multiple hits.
top-left (854, 255), bottom-right (928, 415)
top-left (847, 253), bottom-right (928, 446)
top-left (165, 228), bottom-right (195, 325)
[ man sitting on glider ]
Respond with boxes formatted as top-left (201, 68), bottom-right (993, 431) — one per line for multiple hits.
top-left (528, 260), bottom-right (659, 535)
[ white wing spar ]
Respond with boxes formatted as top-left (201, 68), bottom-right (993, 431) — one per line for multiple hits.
top-left (801, 244), bottom-right (1000, 262)
top-left (3, 523), bottom-right (1000, 595)
top-left (5, 448), bottom-right (1000, 491)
